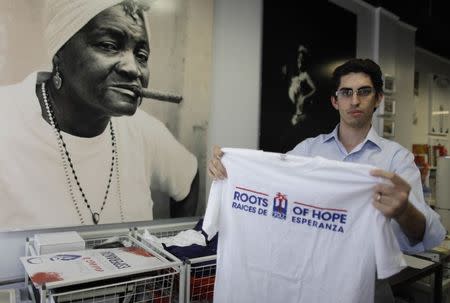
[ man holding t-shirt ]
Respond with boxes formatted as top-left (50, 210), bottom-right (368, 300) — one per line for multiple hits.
top-left (208, 59), bottom-right (446, 302)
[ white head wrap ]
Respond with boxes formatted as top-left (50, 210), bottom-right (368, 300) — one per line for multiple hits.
top-left (44, 0), bottom-right (151, 63)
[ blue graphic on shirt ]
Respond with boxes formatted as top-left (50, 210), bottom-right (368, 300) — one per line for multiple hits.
top-left (272, 192), bottom-right (288, 220)
top-left (291, 202), bottom-right (347, 233)
top-left (231, 187), bottom-right (269, 216)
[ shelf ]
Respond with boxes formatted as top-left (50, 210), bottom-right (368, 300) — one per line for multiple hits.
top-left (429, 132), bottom-right (448, 139)
top-left (416, 166), bottom-right (436, 170)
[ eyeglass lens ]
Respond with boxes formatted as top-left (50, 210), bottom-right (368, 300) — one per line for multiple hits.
top-left (336, 87), bottom-right (373, 98)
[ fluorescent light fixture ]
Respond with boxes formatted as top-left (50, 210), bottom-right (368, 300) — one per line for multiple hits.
top-left (432, 111), bottom-right (449, 115)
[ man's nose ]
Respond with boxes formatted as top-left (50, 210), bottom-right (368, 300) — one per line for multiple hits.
top-left (350, 92), bottom-right (361, 105)
top-left (116, 51), bottom-right (141, 79)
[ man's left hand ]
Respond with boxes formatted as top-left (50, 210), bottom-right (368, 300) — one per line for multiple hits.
top-left (370, 169), bottom-right (426, 242)
top-left (370, 169), bottom-right (411, 219)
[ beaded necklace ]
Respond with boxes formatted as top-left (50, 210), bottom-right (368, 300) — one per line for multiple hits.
top-left (41, 82), bottom-right (124, 224)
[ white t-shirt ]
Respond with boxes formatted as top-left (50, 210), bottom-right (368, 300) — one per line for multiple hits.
top-left (203, 148), bottom-right (406, 303)
top-left (0, 72), bottom-right (197, 230)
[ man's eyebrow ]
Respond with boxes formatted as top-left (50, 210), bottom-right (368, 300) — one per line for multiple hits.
top-left (338, 85), bottom-right (372, 90)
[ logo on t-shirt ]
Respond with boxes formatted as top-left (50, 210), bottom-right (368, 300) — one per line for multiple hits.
top-left (231, 186), bottom-right (269, 216)
top-left (272, 192), bottom-right (288, 220)
top-left (291, 202), bottom-right (347, 233)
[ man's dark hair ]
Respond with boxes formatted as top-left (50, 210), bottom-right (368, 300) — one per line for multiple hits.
top-left (331, 58), bottom-right (384, 96)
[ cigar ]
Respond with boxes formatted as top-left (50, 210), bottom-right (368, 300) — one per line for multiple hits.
top-left (135, 88), bottom-right (183, 104)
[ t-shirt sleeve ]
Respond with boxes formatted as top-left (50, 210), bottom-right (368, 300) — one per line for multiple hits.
top-left (202, 180), bottom-right (224, 241)
top-left (138, 111), bottom-right (198, 201)
top-left (373, 212), bottom-right (407, 279)
top-left (391, 149), bottom-right (446, 253)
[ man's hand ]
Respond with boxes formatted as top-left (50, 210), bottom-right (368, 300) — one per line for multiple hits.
top-left (370, 169), bottom-right (425, 242)
top-left (370, 169), bottom-right (410, 219)
top-left (207, 145), bottom-right (227, 180)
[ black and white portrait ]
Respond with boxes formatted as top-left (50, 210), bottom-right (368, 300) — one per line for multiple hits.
top-left (287, 45), bottom-right (317, 126)
top-left (259, 0), bottom-right (356, 153)
top-left (0, 0), bottom-right (213, 230)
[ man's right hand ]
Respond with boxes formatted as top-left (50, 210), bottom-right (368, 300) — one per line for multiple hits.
top-left (207, 145), bottom-right (227, 180)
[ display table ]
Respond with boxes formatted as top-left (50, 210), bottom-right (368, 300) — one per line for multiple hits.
top-left (389, 244), bottom-right (450, 303)
top-left (389, 259), bottom-right (443, 303)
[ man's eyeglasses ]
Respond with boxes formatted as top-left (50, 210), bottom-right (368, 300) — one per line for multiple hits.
top-left (335, 87), bottom-right (374, 99)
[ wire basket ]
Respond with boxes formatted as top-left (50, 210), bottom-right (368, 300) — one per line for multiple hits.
top-left (134, 222), bottom-right (217, 303)
top-left (24, 230), bottom-right (182, 303)
top-left (48, 270), bottom-right (175, 303)
top-left (185, 256), bottom-right (216, 303)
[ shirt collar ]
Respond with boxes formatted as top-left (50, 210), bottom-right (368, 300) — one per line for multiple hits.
top-left (365, 126), bottom-right (383, 149)
top-left (322, 124), bottom-right (382, 149)
top-left (322, 125), bottom-right (339, 143)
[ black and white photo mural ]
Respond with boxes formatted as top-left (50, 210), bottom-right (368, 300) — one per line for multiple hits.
top-left (0, 0), bottom-right (213, 230)
top-left (259, 0), bottom-right (357, 153)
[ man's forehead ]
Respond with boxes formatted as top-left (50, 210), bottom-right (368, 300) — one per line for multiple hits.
top-left (339, 72), bottom-right (373, 88)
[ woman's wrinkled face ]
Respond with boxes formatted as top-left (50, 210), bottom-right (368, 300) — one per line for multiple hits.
top-left (57, 4), bottom-right (150, 117)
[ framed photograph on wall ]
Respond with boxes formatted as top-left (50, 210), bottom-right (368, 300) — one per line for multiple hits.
top-left (378, 97), bottom-right (396, 116)
top-left (383, 74), bottom-right (396, 94)
top-left (383, 120), bottom-right (395, 138)
top-left (384, 98), bottom-right (396, 115)
top-left (259, 1), bottom-right (357, 153)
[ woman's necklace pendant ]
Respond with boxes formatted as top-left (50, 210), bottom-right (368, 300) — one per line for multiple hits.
top-left (92, 212), bottom-right (100, 225)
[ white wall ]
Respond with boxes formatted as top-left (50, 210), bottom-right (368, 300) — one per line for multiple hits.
top-left (393, 22), bottom-right (416, 150)
top-left (415, 48), bottom-right (450, 150)
top-left (0, 0), bottom-right (48, 83)
top-left (208, 0), bottom-right (262, 150)
top-left (372, 9), bottom-right (416, 150)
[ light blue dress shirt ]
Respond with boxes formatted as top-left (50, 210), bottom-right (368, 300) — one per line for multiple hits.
top-left (288, 124), bottom-right (446, 253)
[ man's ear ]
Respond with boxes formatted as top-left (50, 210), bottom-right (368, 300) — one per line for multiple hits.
top-left (331, 96), bottom-right (339, 110)
top-left (374, 93), bottom-right (384, 110)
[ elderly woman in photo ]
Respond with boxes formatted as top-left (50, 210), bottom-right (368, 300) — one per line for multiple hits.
top-left (0, 0), bottom-right (198, 229)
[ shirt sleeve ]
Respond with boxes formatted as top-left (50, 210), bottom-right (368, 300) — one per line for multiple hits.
top-left (391, 149), bottom-right (446, 253)
top-left (139, 111), bottom-right (198, 201)
top-left (374, 213), bottom-right (407, 279)
top-left (202, 180), bottom-right (224, 241)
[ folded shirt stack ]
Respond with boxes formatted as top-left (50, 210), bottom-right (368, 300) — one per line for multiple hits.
top-left (142, 219), bottom-right (218, 261)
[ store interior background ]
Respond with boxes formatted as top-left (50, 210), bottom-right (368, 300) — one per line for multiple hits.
top-left (1, 0), bottom-right (450, 292)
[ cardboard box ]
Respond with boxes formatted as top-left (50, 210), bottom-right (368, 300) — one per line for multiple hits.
top-left (34, 232), bottom-right (85, 255)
